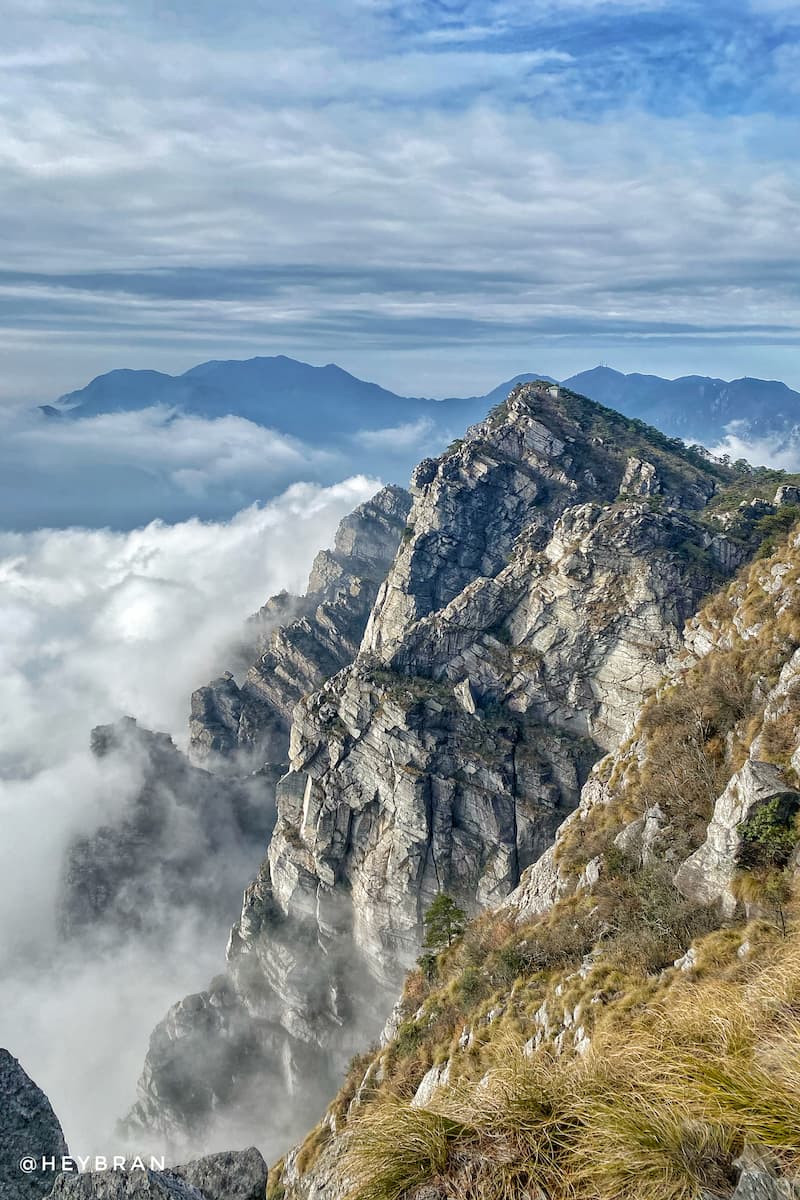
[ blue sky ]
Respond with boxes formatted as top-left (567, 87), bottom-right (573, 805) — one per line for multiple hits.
top-left (2, 0), bottom-right (800, 400)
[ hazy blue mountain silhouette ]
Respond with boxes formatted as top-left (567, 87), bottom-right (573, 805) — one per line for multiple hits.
top-left (51, 357), bottom-right (800, 448)
top-left (561, 366), bottom-right (800, 444)
top-left (20, 355), bottom-right (800, 531)
top-left (52, 355), bottom-right (492, 443)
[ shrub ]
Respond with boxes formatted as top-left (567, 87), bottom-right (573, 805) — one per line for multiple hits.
top-left (734, 798), bottom-right (800, 935)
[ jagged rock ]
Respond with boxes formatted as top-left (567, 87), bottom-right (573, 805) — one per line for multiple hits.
top-left (60, 719), bottom-right (274, 939)
top-left (453, 678), bottom-right (476, 715)
top-left (775, 485), bottom-right (800, 507)
top-left (189, 486), bottom-right (411, 767)
top-left (170, 1147), bottom-right (267, 1200)
top-left (50, 1152), bottom-right (268, 1200)
top-left (50, 1171), bottom-right (204, 1198)
top-left (614, 804), bottom-right (667, 865)
top-left (0, 1049), bottom-right (69, 1200)
top-left (674, 760), bottom-right (800, 916)
top-left (620, 455), bottom-right (661, 496)
top-left (129, 383), bottom-right (738, 1148)
top-left (702, 1154), bottom-right (800, 1199)
top-left (504, 844), bottom-right (568, 922)
top-left (50, 1150), bottom-right (267, 1200)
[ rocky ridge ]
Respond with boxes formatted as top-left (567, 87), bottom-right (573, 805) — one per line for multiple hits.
top-left (189, 485), bottom-right (412, 767)
top-left (126, 382), bottom-right (752, 1153)
top-left (272, 506), bottom-right (800, 1200)
top-left (60, 718), bottom-right (274, 941)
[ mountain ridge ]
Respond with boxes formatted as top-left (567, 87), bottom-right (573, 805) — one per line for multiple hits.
top-left (46, 355), bottom-right (800, 452)
top-left (120, 380), bottom-right (761, 1159)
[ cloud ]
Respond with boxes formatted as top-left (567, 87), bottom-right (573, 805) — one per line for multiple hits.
top-left (0, 475), bottom-right (380, 1153)
top-left (0, 405), bottom-right (349, 528)
top-left (1, 1), bottom-right (800, 399)
top-left (353, 416), bottom-right (438, 451)
top-left (705, 423), bottom-right (800, 471)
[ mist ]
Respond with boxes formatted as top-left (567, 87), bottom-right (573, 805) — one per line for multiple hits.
top-left (705, 424), bottom-right (800, 473)
top-left (0, 475), bottom-right (379, 1157)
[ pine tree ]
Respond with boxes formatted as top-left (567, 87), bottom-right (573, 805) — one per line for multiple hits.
top-left (423, 892), bottom-right (467, 953)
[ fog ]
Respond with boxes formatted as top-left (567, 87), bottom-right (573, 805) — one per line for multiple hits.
top-left (0, 403), bottom-right (445, 530)
top-left (0, 475), bottom-right (379, 1157)
top-left (706, 424), bottom-right (800, 473)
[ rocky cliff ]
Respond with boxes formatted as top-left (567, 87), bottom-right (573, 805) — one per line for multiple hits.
top-left (188, 485), bottom-right (412, 768)
top-left (124, 382), bottom-right (755, 1155)
top-left (60, 718), bottom-right (275, 942)
top-left (273, 499), bottom-right (800, 1200)
top-left (58, 487), bottom-right (411, 950)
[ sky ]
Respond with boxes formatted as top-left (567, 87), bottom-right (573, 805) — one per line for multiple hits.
top-left (3, 0), bottom-right (800, 403)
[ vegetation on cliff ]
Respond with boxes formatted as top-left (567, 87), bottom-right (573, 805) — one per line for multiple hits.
top-left (272, 517), bottom-right (800, 1200)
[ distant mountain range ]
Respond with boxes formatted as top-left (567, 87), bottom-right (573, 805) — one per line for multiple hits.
top-left (561, 366), bottom-right (800, 445)
top-left (44, 356), bottom-right (491, 446)
top-left (46, 356), bottom-right (800, 450)
top-left (8, 355), bottom-right (797, 531)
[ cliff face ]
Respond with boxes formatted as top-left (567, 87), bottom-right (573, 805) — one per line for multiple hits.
top-left (126, 383), bottom-right (743, 1154)
top-left (0, 1050), bottom-right (69, 1200)
top-left (60, 718), bottom-right (275, 941)
top-left (189, 485), bottom-right (412, 767)
top-left (275, 523), bottom-right (800, 1200)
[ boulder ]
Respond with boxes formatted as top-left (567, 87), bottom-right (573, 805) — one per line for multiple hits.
top-left (0, 1050), bottom-right (69, 1200)
top-left (170, 1148), bottom-right (267, 1200)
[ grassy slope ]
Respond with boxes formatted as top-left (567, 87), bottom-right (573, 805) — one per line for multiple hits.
top-left (272, 520), bottom-right (800, 1200)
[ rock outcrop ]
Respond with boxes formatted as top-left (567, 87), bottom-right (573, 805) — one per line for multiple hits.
top-left (189, 486), bottom-right (412, 767)
top-left (50, 1148), bottom-right (267, 1200)
top-left (674, 760), bottom-right (800, 915)
top-left (0, 1049), bottom-right (69, 1200)
top-left (60, 718), bottom-right (275, 940)
top-left (126, 383), bottom-right (741, 1152)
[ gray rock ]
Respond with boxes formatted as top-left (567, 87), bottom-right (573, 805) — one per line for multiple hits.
top-left (49, 1148), bottom-right (267, 1200)
top-left (674, 760), bottom-right (800, 916)
top-left (620, 455), bottom-right (661, 496)
top-left (129, 383), bottom-right (738, 1148)
top-left (0, 1049), bottom-right (69, 1200)
top-left (189, 486), bottom-right (411, 767)
top-left (410, 1062), bottom-right (451, 1109)
top-left (709, 1154), bottom-right (800, 1199)
top-left (49, 1170), bottom-right (205, 1198)
top-left (775, 485), bottom-right (800, 508)
top-left (170, 1147), bottom-right (267, 1200)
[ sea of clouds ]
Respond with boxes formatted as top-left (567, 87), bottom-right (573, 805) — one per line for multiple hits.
top-left (0, 474), bottom-right (379, 1156)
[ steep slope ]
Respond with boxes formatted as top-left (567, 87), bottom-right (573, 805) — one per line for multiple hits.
top-left (277, 518), bottom-right (800, 1200)
top-left (189, 485), bottom-right (412, 767)
top-left (125, 382), bottom-right (747, 1156)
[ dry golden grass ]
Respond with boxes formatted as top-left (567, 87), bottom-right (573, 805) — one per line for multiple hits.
top-left (344, 925), bottom-right (800, 1200)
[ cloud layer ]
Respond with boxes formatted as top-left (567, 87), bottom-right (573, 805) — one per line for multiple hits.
top-left (0, 403), bottom-right (447, 528)
top-left (2, 1), bottom-right (800, 400)
top-left (0, 476), bottom-right (379, 1153)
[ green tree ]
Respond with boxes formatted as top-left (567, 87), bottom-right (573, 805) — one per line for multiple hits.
top-left (423, 893), bottom-right (467, 953)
